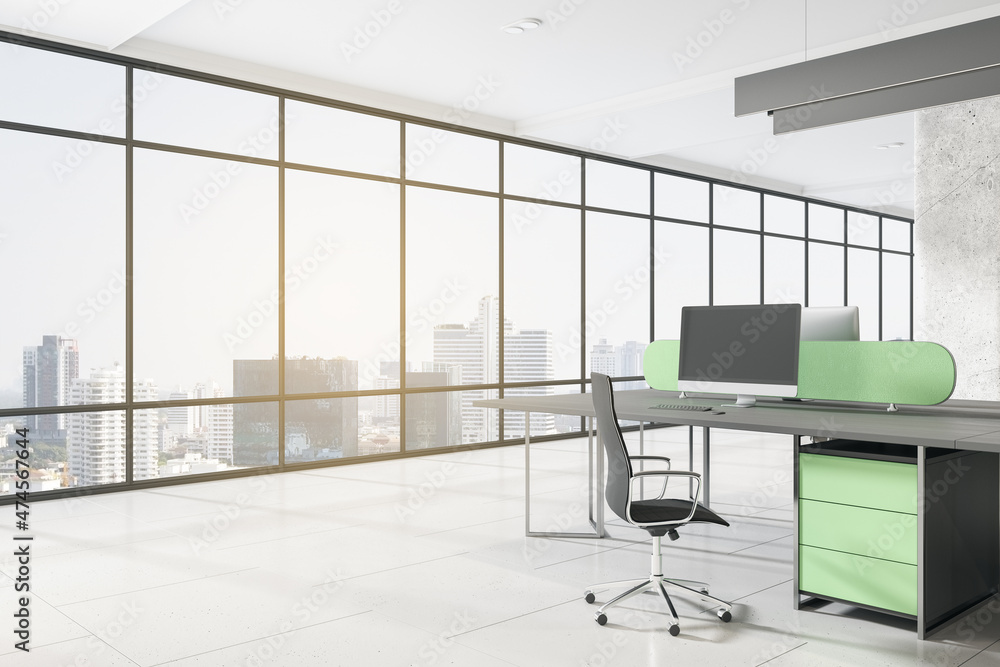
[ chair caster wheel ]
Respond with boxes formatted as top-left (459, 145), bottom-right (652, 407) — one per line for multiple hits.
top-left (584, 591), bottom-right (596, 604)
top-left (668, 623), bottom-right (680, 636)
top-left (718, 609), bottom-right (732, 623)
top-left (595, 612), bottom-right (607, 626)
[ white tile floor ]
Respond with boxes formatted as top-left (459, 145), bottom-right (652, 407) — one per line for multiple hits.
top-left (4, 427), bottom-right (1000, 666)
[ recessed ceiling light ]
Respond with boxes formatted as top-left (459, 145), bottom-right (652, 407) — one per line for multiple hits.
top-left (502, 18), bottom-right (542, 34)
top-left (875, 142), bottom-right (905, 150)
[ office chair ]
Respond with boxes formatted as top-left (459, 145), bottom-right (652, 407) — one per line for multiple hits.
top-left (585, 373), bottom-right (733, 635)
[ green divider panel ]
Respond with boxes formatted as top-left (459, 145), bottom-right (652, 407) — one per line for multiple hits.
top-left (642, 339), bottom-right (679, 391)
top-left (643, 339), bottom-right (956, 405)
top-left (797, 341), bottom-right (955, 404)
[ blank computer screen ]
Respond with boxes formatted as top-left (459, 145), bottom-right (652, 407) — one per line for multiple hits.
top-left (678, 304), bottom-right (801, 385)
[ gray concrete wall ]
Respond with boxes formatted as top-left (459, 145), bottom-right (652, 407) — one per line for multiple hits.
top-left (914, 97), bottom-right (1000, 400)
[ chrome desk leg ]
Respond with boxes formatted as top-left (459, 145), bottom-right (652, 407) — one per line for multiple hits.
top-left (702, 426), bottom-right (711, 508)
top-left (590, 416), bottom-right (605, 537)
top-left (525, 411), bottom-right (603, 538)
top-left (639, 420), bottom-right (645, 498)
top-left (688, 426), bottom-right (694, 498)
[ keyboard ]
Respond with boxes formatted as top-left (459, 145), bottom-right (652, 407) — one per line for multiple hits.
top-left (649, 403), bottom-right (713, 412)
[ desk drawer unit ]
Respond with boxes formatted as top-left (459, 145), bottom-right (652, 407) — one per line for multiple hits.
top-left (799, 452), bottom-right (918, 616)
top-left (796, 440), bottom-right (1000, 636)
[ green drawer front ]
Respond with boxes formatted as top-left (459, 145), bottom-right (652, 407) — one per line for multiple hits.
top-left (799, 453), bottom-right (917, 513)
top-left (800, 545), bottom-right (917, 616)
top-left (799, 499), bottom-right (917, 565)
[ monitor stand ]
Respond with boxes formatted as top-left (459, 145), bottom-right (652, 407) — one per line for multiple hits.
top-left (722, 394), bottom-right (756, 408)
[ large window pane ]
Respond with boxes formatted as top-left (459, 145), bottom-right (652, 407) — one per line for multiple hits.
top-left (404, 125), bottom-right (498, 192)
top-left (1, 415), bottom-right (64, 495)
top-left (133, 149), bottom-right (278, 398)
top-left (405, 188), bottom-right (499, 385)
top-left (0, 131), bottom-right (125, 410)
top-left (882, 253), bottom-right (911, 340)
top-left (714, 185), bottom-right (760, 231)
top-left (68, 409), bottom-right (129, 488)
top-left (134, 72), bottom-right (279, 158)
top-left (285, 171), bottom-right (400, 392)
top-left (713, 230), bottom-right (760, 305)
top-left (654, 222), bottom-right (709, 338)
top-left (809, 203), bottom-right (844, 242)
top-left (504, 202), bottom-right (579, 381)
top-left (232, 401), bottom-right (279, 466)
top-left (501, 384), bottom-right (584, 440)
top-left (406, 388), bottom-right (493, 448)
top-left (585, 212), bottom-right (650, 375)
top-left (654, 173), bottom-right (708, 223)
top-left (848, 211), bottom-right (879, 248)
top-left (883, 218), bottom-right (912, 253)
top-left (764, 195), bottom-right (805, 237)
top-left (848, 248), bottom-right (880, 340)
top-left (765, 237), bottom-right (805, 304)
top-left (503, 144), bottom-right (580, 204)
top-left (0, 45), bottom-right (125, 136)
top-left (285, 100), bottom-right (400, 177)
top-left (586, 160), bottom-right (649, 213)
top-left (808, 242), bottom-right (845, 307)
top-left (141, 401), bottom-right (240, 479)
top-left (286, 397), bottom-right (360, 461)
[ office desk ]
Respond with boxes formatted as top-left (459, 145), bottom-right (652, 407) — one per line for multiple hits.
top-left (474, 389), bottom-right (1000, 638)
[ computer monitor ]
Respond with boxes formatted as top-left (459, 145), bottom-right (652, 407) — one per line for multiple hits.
top-left (800, 306), bottom-right (860, 341)
top-left (677, 303), bottom-right (802, 407)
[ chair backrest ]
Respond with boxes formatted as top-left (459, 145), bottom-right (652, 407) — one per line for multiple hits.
top-left (591, 372), bottom-right (633, 523)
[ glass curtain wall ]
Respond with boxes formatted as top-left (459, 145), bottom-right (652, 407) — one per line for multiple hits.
top-left (0, 34), bottom-right (913, 500)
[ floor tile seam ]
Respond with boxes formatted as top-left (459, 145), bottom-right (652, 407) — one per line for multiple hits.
top-left (448, 598), bottom-right (580, 640)
top-left (0, 634), bottom-right (141, 665)
top-left (728, 532), bottom-right (794, 555)
top-left (316, 551), bottom-right (470, 584)
top-left (753, 638), bottom-right (809, 666)
top-left (731, 577), bottom-right (793, 604)
top-left (373, 612), bottom-right (524, 666)
top-left (413, 513), bottom-right (522, 538)
top-left (18, 533), bottom-right (190, 562)
top-left (533, 540), bottom-right (641, 570)
top-left (53, 565), bottom-right (261, 609)
top-left (959, 637), bottom-right (1000, 666)
top-left (146, 609), bottom-right (375, 667)
top-left (210, 521), bottom-right (369, 552)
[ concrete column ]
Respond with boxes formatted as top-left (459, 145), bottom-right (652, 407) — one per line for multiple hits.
top-left (914, 97), bottom-right (1000, 399)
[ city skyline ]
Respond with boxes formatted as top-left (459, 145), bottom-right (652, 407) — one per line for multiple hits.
top-left (2, 321), bottom-right (645, 492)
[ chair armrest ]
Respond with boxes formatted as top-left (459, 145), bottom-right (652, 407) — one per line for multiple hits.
top-left (632, 470), bottom-right (699, 479)
top-left (630, 470), bottom-right (701, 505)
top-left (629, 455), bottom-right (671, 465)
top-left (627, 470), bottom-right (704, 526)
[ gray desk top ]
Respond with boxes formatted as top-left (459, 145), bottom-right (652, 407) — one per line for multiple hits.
top-left (474, 390), bottom-right (1000, 451)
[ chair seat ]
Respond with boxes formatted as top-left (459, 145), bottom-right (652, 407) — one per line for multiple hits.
top-left (629, 498), bottom-right (730, 527)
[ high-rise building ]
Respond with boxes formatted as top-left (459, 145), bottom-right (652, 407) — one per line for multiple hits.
top-left (590, 338), bottom-right (617, 376)
top-left (374, 361), bottom-right (404, 424)
top-left (23, 335), bottom-right (79, 438)
top-left (617, 340), bottom-right (647, 390)
top-left (434, 296), bottom-right (554, 442)
top-left (233, 357), bottom-right (358, 465)
top-left (66, 366), bottom-right (158, 486)
top-left (590, 339), bottom-right (648, 390)
top-left (193, 380), bottom-right (223, 430)
top-left (167, 387), bottom-right (195, 435)
top-left (205, 403), bottom-right (234, 464)
top-left (404, 364), bottom-right (462, 449)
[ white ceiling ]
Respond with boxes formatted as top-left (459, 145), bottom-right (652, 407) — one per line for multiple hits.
top-left (5, 0), bottom-right (1000, 217)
